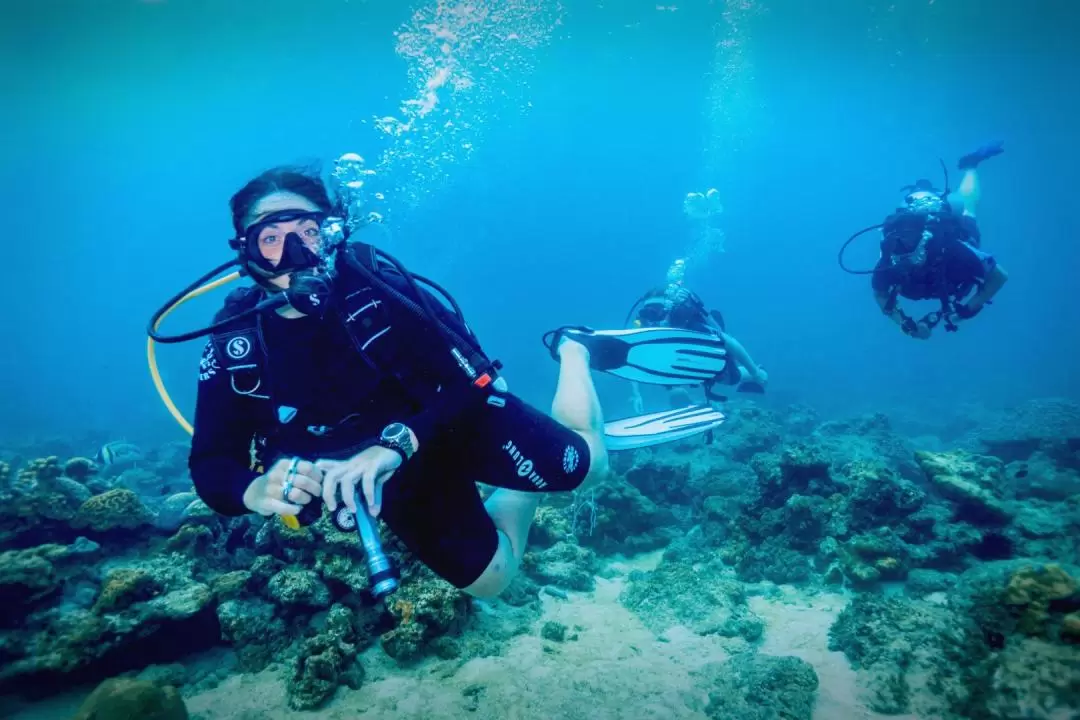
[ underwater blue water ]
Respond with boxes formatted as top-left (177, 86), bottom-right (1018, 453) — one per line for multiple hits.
top-left (2, 0), bottom-right (1078, 449)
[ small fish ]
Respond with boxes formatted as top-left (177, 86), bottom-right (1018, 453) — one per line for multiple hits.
top-left (95, 442), bottom-right (144, 467)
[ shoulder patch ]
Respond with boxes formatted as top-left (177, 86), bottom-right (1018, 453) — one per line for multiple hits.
top-left (199, 340), bottom-right (219, 382)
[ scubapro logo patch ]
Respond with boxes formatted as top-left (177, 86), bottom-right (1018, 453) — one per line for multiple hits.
top-left (226, 337), bottom-right (251, 360)
top-left (562, 445), bottom-right (580, 474)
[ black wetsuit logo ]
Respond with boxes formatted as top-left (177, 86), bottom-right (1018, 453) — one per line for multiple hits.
top-left (502, 440), bottom-right (548, 490)
top-left (226, 337), bottom-right (252, 360)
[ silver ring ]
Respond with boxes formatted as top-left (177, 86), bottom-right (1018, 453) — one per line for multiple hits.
top-left (282, 457), bottom-right (300, 501)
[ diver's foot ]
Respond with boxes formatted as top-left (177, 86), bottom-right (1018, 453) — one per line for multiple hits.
top-left (543, 326), bottom-right (593, 362)
top-left (556, 336), bottom-right (591, 364)
top-left (958, 141), bottom-right (1004, 170)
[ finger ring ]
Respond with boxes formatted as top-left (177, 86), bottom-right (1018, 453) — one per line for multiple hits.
top-left (282, 457), bottom-right (300, 501)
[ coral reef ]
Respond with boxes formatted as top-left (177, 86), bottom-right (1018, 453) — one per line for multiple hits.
top-left (620, 553), bottom-right (764, 642)
top-left (73, 488), bottom-right (156, 533)
top-left (915, 450), bottom-right (1012, 525)
top-left (700, 654), bottom-right (819, 720)
top-left (965, 398), bottom-right (1080, 464)
top-left (829, 560), bottom-right (1080, 718)
top-left (3, 394), bottom-right (1079, 716)
top-left (379, 565), bottom-right (471, 662)
top-left (73, 677), bottom-right (188, 720)
top-left (287, 604), bottom-right (364, 710)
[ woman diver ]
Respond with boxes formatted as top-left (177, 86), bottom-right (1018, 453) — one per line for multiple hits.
top-left (184, 162), bottom-right (610, 599)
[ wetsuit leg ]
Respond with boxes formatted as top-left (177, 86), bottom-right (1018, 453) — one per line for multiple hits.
top-left (378, 439), bottom-right (498, 590)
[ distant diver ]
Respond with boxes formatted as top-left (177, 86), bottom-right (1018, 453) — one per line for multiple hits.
top-left (622, 260), bottom-right (767, 412)
top-left (839, 142), bottom-right (1009, 339)
top-left (541, 258), bottom-right (766, 450)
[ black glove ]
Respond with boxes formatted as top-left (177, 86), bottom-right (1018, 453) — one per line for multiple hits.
top-left (954, 303), bottom-right (980, 320)
top-left (900, 315), bottom-right (919, 336)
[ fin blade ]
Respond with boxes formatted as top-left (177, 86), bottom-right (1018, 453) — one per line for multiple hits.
top-left (594, 328), bottom-right (729, 385)
top-left (604, 405), bottom-right (725, 451)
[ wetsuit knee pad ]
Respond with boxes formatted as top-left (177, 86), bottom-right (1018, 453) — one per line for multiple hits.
top-left (469, 393), bottom-right (592, 493)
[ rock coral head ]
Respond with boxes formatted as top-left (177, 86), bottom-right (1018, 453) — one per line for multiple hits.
top-left (1004, 564), bottom-right (1077, 607)
top-left (64, 457), bottom-right (98, 482)
top-left (73, 677), bottom-right (188, 720)
top-left (17, 456), bottom-right (62, 485)
top-left (73, 488), bottom-right (154, 532)
top-left (1003, 564), bottom-right (1079, 638)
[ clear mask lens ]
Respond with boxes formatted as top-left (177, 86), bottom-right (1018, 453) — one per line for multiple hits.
top-left (906, 191), bottom-right (944, 214)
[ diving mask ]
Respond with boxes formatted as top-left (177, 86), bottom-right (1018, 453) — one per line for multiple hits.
top-left (230, 209), bottom-right (331, 278)
top-left (904, 190), bottom-right (945, 215)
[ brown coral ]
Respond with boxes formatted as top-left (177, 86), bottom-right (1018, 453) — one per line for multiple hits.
top-left (1003, 564), bottom-right (1078, 637)
top-left (17, 456), bottom-right (62, 485)
top-left (93, 568), bottom-right (164, 614)
top-left (1062, 613), bottom-right (1080, 643)
top-left (73, 488), bottom-right (153, 532)
top-left (73, 677), bottom-right (188, 720)
top-left (63, 456), bottom-right (98, 482)
top-left (394, 599), bottom-right (415, 625)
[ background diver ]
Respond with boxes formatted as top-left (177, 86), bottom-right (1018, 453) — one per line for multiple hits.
top-left (624, 259), bottom-right (768, 413)
top-left (846, 141), bottom-right (1009, 339)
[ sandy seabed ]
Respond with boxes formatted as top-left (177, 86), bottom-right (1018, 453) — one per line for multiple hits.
top-left (6, 553), bottom-right (910, 720)
top-left (188, 552), bottom-right (906, 720)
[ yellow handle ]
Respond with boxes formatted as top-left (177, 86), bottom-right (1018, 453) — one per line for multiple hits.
top-left (148, 270), bottom-right (301, 530)
top-left (147, 271), bottom-right (241, 435)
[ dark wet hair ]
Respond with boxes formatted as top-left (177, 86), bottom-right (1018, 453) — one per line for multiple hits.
top-left (229, 164), bottom-right (334, 236)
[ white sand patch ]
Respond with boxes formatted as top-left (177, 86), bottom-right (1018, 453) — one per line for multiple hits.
top-left (749, 589), bottom-right (918, 720)
top-left (184, 565), bottom-right (900, 720)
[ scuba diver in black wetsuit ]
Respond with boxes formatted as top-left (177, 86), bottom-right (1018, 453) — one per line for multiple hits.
top-left (841, 142), bottom-right (1009, 339)
top-left (624, 261), bottom-right (767, 413)
top-left (152, 160), bottom-right (611, 600)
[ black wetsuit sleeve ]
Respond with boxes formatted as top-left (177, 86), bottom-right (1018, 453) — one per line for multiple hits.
top-left (870, 256), bottom-right (898, 295)
top-left (187, 340), bottom-right (261, 516)
top-left (945, 240), bottom-right (994, 283)
top-left (379, 272), bottom-right (493, 448)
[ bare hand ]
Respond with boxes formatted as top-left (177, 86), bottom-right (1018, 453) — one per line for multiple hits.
top-left (316, 445), bottom-right (402, 518)
top-left (243, 457), bottom-right (324, 517)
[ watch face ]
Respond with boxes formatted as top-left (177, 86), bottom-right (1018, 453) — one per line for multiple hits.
top-left (383, 423), bottom-right (405, 440)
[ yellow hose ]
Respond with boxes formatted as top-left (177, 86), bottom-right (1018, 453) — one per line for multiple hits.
top-left (147, 271), bottom-right (241, 435)
top-left (148, 270), bottom-right (301, 529)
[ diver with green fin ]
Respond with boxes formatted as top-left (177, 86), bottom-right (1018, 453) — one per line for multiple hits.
top-left (147, 154), bottom-right (730, 603)
top-left (839, 142), bottom-right (1009, 338)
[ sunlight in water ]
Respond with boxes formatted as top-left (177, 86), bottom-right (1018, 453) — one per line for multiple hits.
top-left (374, 0), bottom-right (565, 210)
top-left (702, 0), bottom-right (761, 178)
top-left (693, 0), bottom-right (761, 263)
